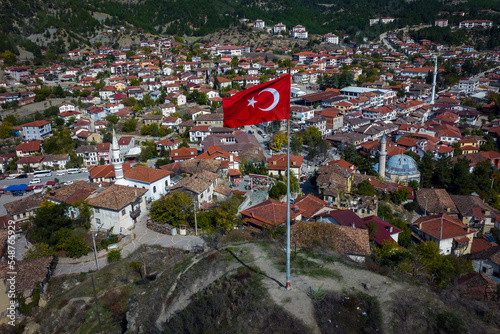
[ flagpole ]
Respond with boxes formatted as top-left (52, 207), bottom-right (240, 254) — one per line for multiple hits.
top-left (286, 62), bottom-right (291, 290)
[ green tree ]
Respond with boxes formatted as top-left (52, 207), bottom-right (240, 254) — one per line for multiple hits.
top-left (418, 151), bottom-right (434, 188)
top-left (122, 118), bottom-right (138, 132)
top-left (1, 50), bottom-right (16, 66)
top-left (54, 228), bottom-right (89, 258)
top-left (269, 182), bottom-right (287, 200)
top-left (449, 158), bottom-right (474, 195)
top-left (356, 180), bottom-right (376, 196)
top-left (290, 134), bottom-right (303, 155)
top-left (390, 188), bottom-right (410, 204)
top-left (23, 243), bottom-right (56, 260)
top-left (29, 201), bottom-right (73, 246)
top-left (0, 121), bottom-right (13, 139)
top-left (150, 191), bottom-right (194, 227)
top-left (106, 114), bottom-right (120, 125)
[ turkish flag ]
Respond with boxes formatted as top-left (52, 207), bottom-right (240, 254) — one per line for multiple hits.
top-left (223, 74), bottom-right (291, 128)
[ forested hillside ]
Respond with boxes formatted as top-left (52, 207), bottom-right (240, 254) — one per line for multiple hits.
top-left (1, 0), bottom-right (500, 54)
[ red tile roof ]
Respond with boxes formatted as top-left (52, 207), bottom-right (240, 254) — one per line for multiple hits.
top-left (16, 140), bottom-right (42, 152)
top-left (22, 120), bottom-right (50, 128)
top-left (241, 199), bottom-right (304, 228)
top-left (123, 165), bottom-right (172, 183)
top-left (267, 154), bottom-right (304, 171)
top-left (411, 213), bottom-right (475, 240)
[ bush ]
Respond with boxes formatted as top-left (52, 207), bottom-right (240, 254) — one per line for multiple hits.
top-left (107, 249), bottom-right (122, 263)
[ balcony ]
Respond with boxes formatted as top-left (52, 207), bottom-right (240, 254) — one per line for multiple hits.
top-left (130, 208), bottom-right (141, 219)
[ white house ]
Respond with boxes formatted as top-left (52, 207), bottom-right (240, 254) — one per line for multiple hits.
top-left (22, 120), bottom-right (52, 140)
top-left (160, 103), bottom-right (176, 116)
top-left (170, 170), bottom-right (219, 205)
top-left (324, 33), bottom-right (339, 44)
top-left (273, 23), bottom-right (287, 34)
top-left (58, 102), bottom-right (76, 113)
top-left (189, 125), bottom-right (212, 142)
top-left (254, 19), bottom-right (265, 29)
top-left (87, 184), bottom-right (148, 235)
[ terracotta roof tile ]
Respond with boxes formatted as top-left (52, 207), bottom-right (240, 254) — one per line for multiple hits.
top-left (86, 184), bottom-right (147, 211)
top-left (123, 166), bottom-right (172, 183)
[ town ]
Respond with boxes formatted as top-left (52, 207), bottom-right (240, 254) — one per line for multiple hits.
top-left (0, 12), bottom-right (500, 334)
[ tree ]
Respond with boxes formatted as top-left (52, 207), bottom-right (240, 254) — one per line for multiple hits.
top-left (54, 228), bottom-right (89, 258)
top-left (213, 198), bottom-right (241, 231)
top-left (29, 201), bottom-right (74, 246)
top-left (290, 134), bottom-right (303, 155)
top-left (431, 156), bottom-right (452, 189)
top-left (449, 158), bottom-right (474, 195)
top-left (0, 122), bottom-right (13, 139)
top-left (23, 243), bottom-right (56, 260)
top-left (355, 178), bottom-right (376, 196)
top-left (269, 182), bottom-right (287, 200)
top-left (122, 118), bottom-right (138, 132)
top-left (390, 188), bottom-right (410, 204)
top-left (418, 151), bottom-right (434, 188)
top-left (269, 132), bottom-right (287, 151)
top-left (106, 114), bottom-right (120, 125)
top-left (150, 191), bottom-right (193, 227)
top-left (1, 50), bottom-right (16, 66)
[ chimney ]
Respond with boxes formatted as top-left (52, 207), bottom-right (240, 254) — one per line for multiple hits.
top-left (351, 222), bottom-right (355, 228)
top-left (229, 154), bottom-right (233, 162)
top-left (446, 207), bottom-right (450, 212)
top-left (388, 226), bottom-right (393, 233)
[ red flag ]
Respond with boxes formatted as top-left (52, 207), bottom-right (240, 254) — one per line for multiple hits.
top-left (223, 74), bottom-right (291, 128)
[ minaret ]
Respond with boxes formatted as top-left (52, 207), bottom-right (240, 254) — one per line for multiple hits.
top-left (378, 134), bottom-right (387, 179)
top-left (111, 128), bottom-right (124, 182)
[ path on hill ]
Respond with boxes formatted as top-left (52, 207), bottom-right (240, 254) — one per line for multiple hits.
top-left (54, 216), bottom-right (205, 276)
top-left (242, 243), bottom-right (409, 334)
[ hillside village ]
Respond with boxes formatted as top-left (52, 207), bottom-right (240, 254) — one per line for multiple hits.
top-left (0, 12), bottom-right (500, 333)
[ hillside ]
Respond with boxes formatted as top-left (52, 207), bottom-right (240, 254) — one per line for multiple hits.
top-left (8, 235), bottom-right (500, 334)
top-left (1, 0), bottom-right (500, 55)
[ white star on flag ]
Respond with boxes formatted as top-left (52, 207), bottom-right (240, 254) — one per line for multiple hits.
top-left (247, 97), bottom-right (257, 107)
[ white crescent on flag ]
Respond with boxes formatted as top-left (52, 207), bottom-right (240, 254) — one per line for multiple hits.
top-left (258, 88), bottom-right (280, 111)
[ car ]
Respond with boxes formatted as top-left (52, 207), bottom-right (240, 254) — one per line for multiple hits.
top-left (30, 178), bottom-right (41, 184)
top-left (251, 125), bottom-right (256, 129)
top-left (17, 174), bottom-right (28, 179)
top-left (6, 175), bottom-right (16, 180)
top-left (80, 168), bottom-right (88, 173)
top-left (64, 181), bottom-right (74, 185)
top-left (257, 130), bottom-right (263, 135)
top-left (0, 175), bottom-right (6, 180)
top-left (56, 171), bottom-right (66, 176)
top-left (12, 190), bottom-right (23, 196)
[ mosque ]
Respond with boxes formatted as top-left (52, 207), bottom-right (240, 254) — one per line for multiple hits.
top-left (378, 135), bottom-right (421, 183)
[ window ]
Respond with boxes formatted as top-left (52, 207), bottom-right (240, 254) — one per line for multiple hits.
top-left (153, 186), bottom-right (156, 193)
top-left (96, 218), bottom-right (101, 224)
top-left (95, 208), bottom-right (100, 213)
top-left (122, 209), bottom-right (126, 216)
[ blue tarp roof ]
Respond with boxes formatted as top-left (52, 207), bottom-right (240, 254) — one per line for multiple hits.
top-left (5, 184), bottom-right (28, 192)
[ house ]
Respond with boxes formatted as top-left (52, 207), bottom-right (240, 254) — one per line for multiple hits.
top-left (42, 154), bottom-right (70, 170)
top-left (16, 155), bottom-right (44, 172)
top-left (267, 154), bottom-right (304, 177)
top-left (451, 195), bottom-right (498, 233)
top-left (316, 163), bottom-right (354, 206)
top-left (194, 113), bottom-right (224, 127)
top-left (415, 188), bottom-right (459, 217)
top-left (156, 138), bottom-right (181, 152)
top-left (162, 116), bottom-right (182, 128)
top-left (87, 184), bottom-right (148, 234)
top-left (361, 215), bottom-right (402, 245)
top-left (22, 120), bottom-right (52, 140)
top-left (97, 143), bottom-right (111, 164)
top-left (240, 198), bottom-right (304, 230)
top-left (469, 246), bottom-right (500, 278)
top-left (170, 170), bottom-right (219, 205)
top-left (195, 145), bottom-right (241, 171)
top-left (76, 145), bottom-right (98, 166)
top-left (291, 221), bottom-right (371, 262)
top-left (159, 103), bottom-right (176, 116)
top-left (3, 194), bottom-right (45, 223)
top-left (118, 166), bottom-right (172, 201)
top-left (142, 114), bottom-right (163, 125)
top-left (293, 194), bottom-right (334, 221)
top-left (189, 125), bottom-right (212, 142)
top-left (58, 102), bottom-right (76, 113)
top-left (0, 256), bottom-right (53, 321)
top-left (324, 33), bottom-right (339, 44)
top-left (88, 164), bottom-right (116, 183)
top-left (170, 147), bottom-right (197, 162)
top-left (410, 214), bottom-right (476, 255)
top-left (58, 110), bottom-right (82, 122)
top-left (45, 181), bottom-right (101, 217)
top-left (118, 136), bottom-right (135, 155)
top-left (16, 140), bottom-right (43, 157)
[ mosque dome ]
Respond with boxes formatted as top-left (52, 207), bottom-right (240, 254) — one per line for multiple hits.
top-left (385, 154), bottom-right (419, 177)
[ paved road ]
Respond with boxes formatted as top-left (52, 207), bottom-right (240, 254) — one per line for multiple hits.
top-left (54, 214), bottom-right (205, 276)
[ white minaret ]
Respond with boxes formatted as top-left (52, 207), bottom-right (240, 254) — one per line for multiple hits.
top-left (378, 134), bottom-right (387, 179)
top-left (111, 128), bottom-right (124, 182)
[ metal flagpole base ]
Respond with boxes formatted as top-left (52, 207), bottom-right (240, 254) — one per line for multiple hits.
top-left (286, 282), bottom-right (291, 290)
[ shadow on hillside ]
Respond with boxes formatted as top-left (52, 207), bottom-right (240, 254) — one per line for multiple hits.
top-left (226, 249), bottom-right (285, 288)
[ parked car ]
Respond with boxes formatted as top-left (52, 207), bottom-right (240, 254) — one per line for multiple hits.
top-left (257, 130), bottom-right (263, 135)
top-left (56, 171), bottom-right (66, 176)
top-left (64, 181), bottom-right (73, 185)
top-left (6, 175), bottom-right (16, 180)
top-left (17, 174), bottom-right (27, 179)
top-left (30, 178), bottom-right (41, 184)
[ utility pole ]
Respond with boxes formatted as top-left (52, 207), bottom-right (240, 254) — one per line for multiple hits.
top-left (193, 199), bottom-right (198, 236)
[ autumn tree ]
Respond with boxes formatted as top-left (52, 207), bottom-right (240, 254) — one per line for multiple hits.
top-left (150, 191), bottom-right (194, 227)
top-left (270, 131), bottom-right (287, 151)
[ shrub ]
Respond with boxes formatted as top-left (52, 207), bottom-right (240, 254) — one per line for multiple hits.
top-left (107, 249), bottom-right (122, 263)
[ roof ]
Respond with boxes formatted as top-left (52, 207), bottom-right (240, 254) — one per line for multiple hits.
top-left (241, 198), bottom-right (304, 228)
top-left (22, 120), bottom-right (50, 128)
top-left (4, 194), bottom-right (45, 216)
top-left (267, 154), bottom-right (304, 171)
top-left (457, 273), bottom-right (499, 300)
top-left (170, 170), bottom-right (218, 194)
top-left (16, 140), bottom-right (43, 152)
top-left (160, 159), bottom-right (221, 175)
top-left (294, 194), bottom-right (330, 219)
top-left (171, 147), bottom-right (198, 161)
top-left (0, 257), bottom-right (52, 292)
top-left (89, 164), bottom-right (115, 180)
top-left (86, 184), bottom-right (147, 211)
top-left (361, 215), bottom-right (402, 246)
top-left (386, 154), bottom-right (419, 176)
top-left (471, 237), bottom-right (498, 253)
top-left (123, 165), bottom-right (171, 183)
top-left (45, 181), bottom-right (101, 205)
top-left (415, 188), bottom-right (458, 215)
top-left (411, 213), bottom-right (475, 240)
top-left (291, 221), bottom-right (371, 257)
